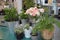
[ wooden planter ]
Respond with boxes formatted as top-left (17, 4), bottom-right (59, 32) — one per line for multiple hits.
top-left (42, 30), bottom-right (54, 40)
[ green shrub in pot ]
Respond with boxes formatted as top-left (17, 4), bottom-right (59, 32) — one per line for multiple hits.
top-left (4, 8), bottom-right (19, 40)
top-left (4, 8), bottom-right (19, 21)
top-left (34, 13), bottom-right (60, 40)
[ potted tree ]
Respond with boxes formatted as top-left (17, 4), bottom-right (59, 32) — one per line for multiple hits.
top-left (24, 24), bottom-right (32, 38)
top-left (4, 8), bottom-right (19, 40)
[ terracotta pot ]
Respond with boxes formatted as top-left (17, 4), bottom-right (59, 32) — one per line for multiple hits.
top-left (42, 30), bottom-right (54, 40)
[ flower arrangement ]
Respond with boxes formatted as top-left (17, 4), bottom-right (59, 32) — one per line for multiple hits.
top-left (25, 7), bottom-right (44, 19)
top-left (25, 7), bottom-right (40, 16)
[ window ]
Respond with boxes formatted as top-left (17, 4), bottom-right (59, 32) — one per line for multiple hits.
top-left (45, 0), bottom-right (48, 3)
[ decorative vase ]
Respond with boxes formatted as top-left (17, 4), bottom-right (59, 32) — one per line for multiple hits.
top-left (42, 30), bottom-right (54, 40)
top-left (21, 19), bottom-right (27, 26)
top-left (5, 21), bottom-right (17, 40)
top-left (24, 27), bottom-right (32, 38)
top-left (31, 34), bottom-right (38, 40)
top-left (29, 18), bottom-right (36, 27)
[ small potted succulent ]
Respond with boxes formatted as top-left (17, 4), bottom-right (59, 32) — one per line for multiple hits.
top-left (31, 27), bottom-right (38, 40)
top-left (24, 24), bottom-right (32, 38)
top-left (14, 27), bottom-right (24, 40)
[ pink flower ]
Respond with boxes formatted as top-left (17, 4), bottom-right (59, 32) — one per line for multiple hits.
top-left (25, 7), bottom-right (40, 16)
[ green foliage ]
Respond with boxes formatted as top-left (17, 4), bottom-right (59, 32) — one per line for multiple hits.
top-left (43, 6), bottom-right (49, 13)
top-left (19, 11), bottom-right (28, 19)
top-left (23, 0), bottom-right (34, 10)
top-left (32, 27), bottom-right (37, 35)
top-left (54, 19), bottom-right (60, 28)
top-left (24, 24), bottom-right (30, 30)
top-left (35, 14), bottom-right (55, 31)
top-left (4, 8), bottom-right (19, 21)
top-left (14, 27), bottom-right (23, 34)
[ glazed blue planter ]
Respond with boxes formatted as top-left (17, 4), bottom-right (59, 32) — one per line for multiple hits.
top-left (5, 22), bottom-right (17, 40)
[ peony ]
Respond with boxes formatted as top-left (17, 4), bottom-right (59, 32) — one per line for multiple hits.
top-left (25, 7), bottom-right (40, 16)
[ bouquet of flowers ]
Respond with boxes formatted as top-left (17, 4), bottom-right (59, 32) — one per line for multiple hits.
top-left (25, 7), bottom-right (44, 24)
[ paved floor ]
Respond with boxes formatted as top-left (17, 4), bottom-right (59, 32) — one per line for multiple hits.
top-left (53, 24), bottom-right (60, 40)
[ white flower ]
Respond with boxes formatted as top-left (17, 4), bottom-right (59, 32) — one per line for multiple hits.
top-left (39, 8), bottom-right (44, 13)
top-left (36, 12), bottom-right (40, 16)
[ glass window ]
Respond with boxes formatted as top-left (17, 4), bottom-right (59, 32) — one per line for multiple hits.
top-left (45, 0), bottom-right (48, 3)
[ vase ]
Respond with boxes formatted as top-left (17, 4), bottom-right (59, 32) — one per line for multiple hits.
top-left (42, 30), bottom-right (54, 40)
top-left (5, 21), bottom-right (17, 40)
top-left (29, 18), bottom-right (36, 27)
top-left (21, 19), bottom-right (27, 26)
top-left (31, 34), bottom-right (38, 40)
top-left (24, 27), bottom-right (32, 38)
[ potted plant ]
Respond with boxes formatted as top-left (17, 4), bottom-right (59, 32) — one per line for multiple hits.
top-left (19, 11), bottom-right (28, 26)
top-left (4, 8), bottom-right (19, 40)
top-left (31, 27), bottom-right (38, 40)
top-left (36, 14), bottom-right (54, 40)
top-left (25, 7), bottom-right (40, 26)
top-left (24, 24), bottom-right (32, 38)
top-left (14, 27), bottom-right (24, 40)
top-left (4, 7), bottom-right (19, 26)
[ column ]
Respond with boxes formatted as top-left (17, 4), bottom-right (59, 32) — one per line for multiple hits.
top-left (14, 0), bottom-right (22, 14)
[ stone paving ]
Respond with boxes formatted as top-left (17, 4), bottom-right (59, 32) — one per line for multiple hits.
top-left (53, 24), bottom-right (60, 40)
